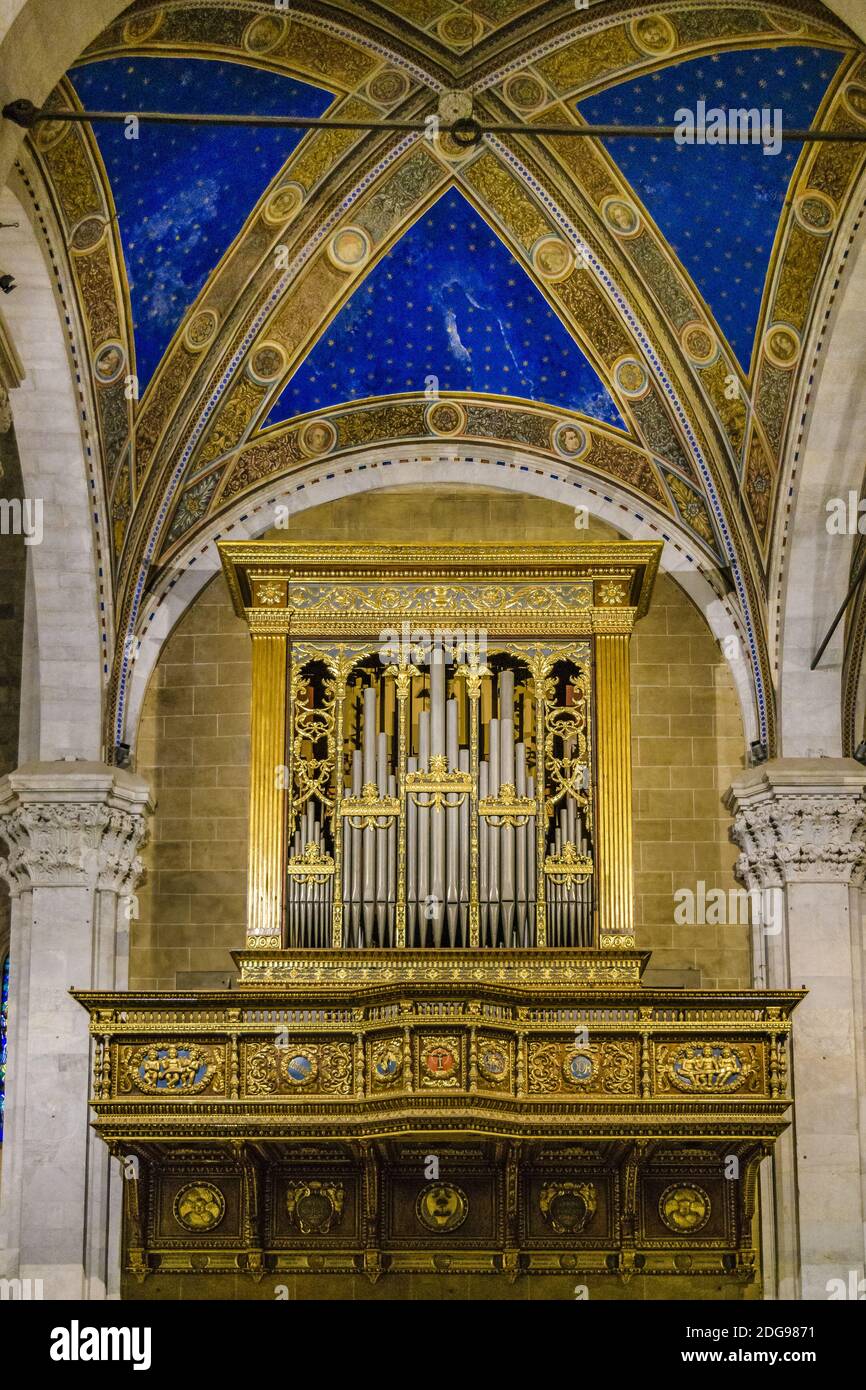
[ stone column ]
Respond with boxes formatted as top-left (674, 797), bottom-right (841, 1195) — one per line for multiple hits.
top-left (725, 759), bottom-right (866, 1301)
top-left (0, 761), bottom-right (152, 1299)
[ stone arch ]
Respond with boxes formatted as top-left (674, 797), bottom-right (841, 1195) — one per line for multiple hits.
top-left (121, 445), bottom-right (759, 752)
top-left (0, 181), bottom-right (105, 758)
top-left (773, 163), bottom-right (866, 755)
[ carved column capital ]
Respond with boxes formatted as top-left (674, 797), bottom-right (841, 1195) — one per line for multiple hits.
top-left (725, 759), bottom-right (866, 887)
top-left (0, 762), bottom-right (153, 896)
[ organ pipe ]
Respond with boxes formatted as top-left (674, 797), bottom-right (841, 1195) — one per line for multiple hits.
top-left (287, 654), bottom-right (594, 948)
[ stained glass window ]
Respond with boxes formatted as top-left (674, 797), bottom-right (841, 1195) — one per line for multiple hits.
top-left (0, 955), bottom-right (9, 1142)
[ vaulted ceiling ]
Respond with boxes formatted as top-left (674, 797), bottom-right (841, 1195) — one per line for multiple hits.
top-left (19, 0), bottom-right (866, 749)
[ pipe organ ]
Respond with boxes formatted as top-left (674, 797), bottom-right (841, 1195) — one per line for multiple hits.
top-left (75, 542), bottom-right (801, 1294)
top-left (286, 645), bottom-right (593, 951)
top-left (226, 541), bottom-right (647, 958)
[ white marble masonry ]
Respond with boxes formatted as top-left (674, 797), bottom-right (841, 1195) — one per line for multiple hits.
top-left (0, 761), bottom-right (152, 1299)
top-left (726, 759), bottom-right (866, 1301)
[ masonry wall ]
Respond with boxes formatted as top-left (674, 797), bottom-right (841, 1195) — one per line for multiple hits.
top-left (0, 422), bottom-right (27, 965)
top-left (132, 487), bottom-right (748, 990)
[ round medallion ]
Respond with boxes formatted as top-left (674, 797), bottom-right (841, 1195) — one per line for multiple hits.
top-left (602, 197), bottom-right (641, 238)
top-left (123, 11), bottom-right (164, 45)
top-left (327, 226), bottom-right (371, 271)
top-left (173, 1182), bottom-right (225, 1232)
top-left (436, 11), bottom-right (482, 50)
top-left (71, 216), bottom-right (106, 252)
top-left (844, 84), bottom-right (866, 122)
top-left (794, 191), bottom-right (836, 233)
top-left (532, 236), bottom-right (575, 283)
top-left (422, 1043), bottom-right (459, 1079)
top-left (263, 182), bottom-right (304, 229)
top-left (299, 418), bottom-right (337, 456)
top-left (249, 342), bottom-right (286, 385)
top-left (681, 321), bottom-right (718, 366)
top-left (425, 400), bottom-right (466, 437)
top-left (243, 13), bottom-right (287, 56)
top-left (504, 74), bottom-right (546, 112)
top-left (94, 341), bottom-right (126, 385)
top-left (415, 1182), bottom-right (469, 1233)
top-left (183, 308), bottom-right (219, 353)
top-left (33, 117), bottom-right (70, 152)
top-left (438, 89), bottom-right (474, 124)
top-left (552, 420), bottom-right (589, 459)
top-left (282, 1049), bottom-right (318, 1085)
top-left (630, 14), bottom-right (675, 56)
top-left (372, 1042), bottom-right (403, 1084)
top-left (367, 69), bottom-right (411, 106)
top-left (563, 1050), bottom-right (594, 1085)
top-left (478, 1044), bottom-right (509, 1083)
top-left (659, 1183), bottom-right (711, 1234)
top-left (614, 356), bottom-right (650, 398)
top-left (763, 323), bottom-right (800, 371)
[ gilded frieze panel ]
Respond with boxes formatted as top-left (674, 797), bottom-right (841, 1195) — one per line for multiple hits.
top-left (743, 425), bottom-right (775, 543)
top-left (664, 472), bottom-right (719, 551)
top-left (25, 84), bottom-right (135, 565)
top-left (749, 58), bottom-right (866, 555)
top-left (159, 398), bottom-right (678, 564)
top-left (82, 3), bottom-right (377, 93)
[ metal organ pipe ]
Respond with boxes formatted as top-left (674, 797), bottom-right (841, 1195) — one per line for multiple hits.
top-left (322, 655), bottom-right (592, 949)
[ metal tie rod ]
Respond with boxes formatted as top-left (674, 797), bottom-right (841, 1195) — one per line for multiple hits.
top-left (4, 100), bottom-right (866, 145)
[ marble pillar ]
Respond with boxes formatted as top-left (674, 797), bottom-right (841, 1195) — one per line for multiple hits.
top-left (726, 759), bottom-right (866, 1301)
top-left (0, 761), bottom-right (152, 1299)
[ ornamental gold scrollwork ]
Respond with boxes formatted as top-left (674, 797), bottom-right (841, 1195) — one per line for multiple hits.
top-left (478, 782), bottom-right (536, 828)
top-left (244, 1042), bottom-right (353, 1095)
top-left (289, 663), bottom-right (337, 831)
top-left (656, 1043), bottom-right (761, 1096)
top-left (287, 582), bottom-right (594, 614)
top-left (118, 1042), bottom-right (224, 1096)
top-left (544, 841), bottom-right (594, 886)
top-left (544, 665), bottom-right (592, 825)
top-left (286, 841), bottom-right (335, 883)
top-left (528, 1041), bottom-right (637, 1095)
top-left (405, 754), bottom-right (473, 811)
top-left (340, 781), bottom-right (401, 830)
top-left (539, 1182), bottom-right (598, 1234)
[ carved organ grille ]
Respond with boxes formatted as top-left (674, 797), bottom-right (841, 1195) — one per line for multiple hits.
top-left (285, 640), bottom-right (593, 949)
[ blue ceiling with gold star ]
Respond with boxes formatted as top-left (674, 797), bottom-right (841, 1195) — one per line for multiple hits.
top-left (579, 45), bottom-right (843, 368)
top-left (69, 57), bottom-right (331, 387)
top-left (265, 188), bottom-right (626, 429)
